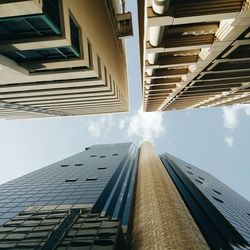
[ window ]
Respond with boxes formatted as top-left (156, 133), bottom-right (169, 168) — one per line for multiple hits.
top-left (104, 66), bottom-right (108, 84)
top-left (212, 196), bottom-right (223, 203)
top-left (98, 167), bottom-right (107, 170)
top-left (195, 179), bottom-right (203, 184)
top-left (91, 155), bottom-right (97, 158)
top-left (198, 176), bottom-right (205, 180)
top-left (0, 10), bottom-right (61, 41)
top-left (43, 0), bottom-right (61, 30)
top-left (99, 156), bottom-right (106, 158)
top-left (71, 242), bottom-right (92, 247)
top-left (4, 46), bottom-right (79, 63)
top-left (112, 154), bottom-right (118, 156)
top-left (186, 165), bottom-right (192, 169)
top-left (75, 164), bottom-right (83, 166)
top-left (65, 179), bottom-right (77, 183)
top-left (212, 189), bottom-right (222, 195)
top-left (86, 178), bottom-right (98, 181)
top-left (1, 13), bottom-right (80, 68)
top-left (187, 171), bottom-right (193, 175)
top-left (93, 239), bottom-right (114, 246)
top-left (61, 164), bottom-right (69, 168)
top-left (69, 15), bottom-right (81, 57)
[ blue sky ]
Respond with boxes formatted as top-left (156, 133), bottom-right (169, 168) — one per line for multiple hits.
top-left (0, 2), bottom-right (250, 201)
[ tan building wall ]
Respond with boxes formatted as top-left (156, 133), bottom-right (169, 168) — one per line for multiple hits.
top-left (131, 142), bottom-right (209, 249)
top-left (0, 0), bottom-right (42, 18)
top-left (0, 0), bottom-right (129, 118)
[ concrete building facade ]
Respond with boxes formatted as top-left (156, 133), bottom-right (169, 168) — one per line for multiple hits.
top-left (138, 0), bottom-right (250, 111)
top-left (0, 0), bottom-right (130, 118)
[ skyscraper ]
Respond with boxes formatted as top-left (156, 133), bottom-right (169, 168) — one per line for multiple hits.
top-left (131, 142), bottom-right (209, 250)
top-left (131, 142), bottom-right (250, 250)
top-left (0, 0), bottom-right (132, 118)
top-left (137, 0), bottom-right (250, 112)
top-left (0, 142), bottom-right (249, 249)
top-left (0, 143), bottom-right (138, 249)
top-left (161, 152), bottom-right (250, 249)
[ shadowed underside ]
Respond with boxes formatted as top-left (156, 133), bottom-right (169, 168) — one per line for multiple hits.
top-left (139, 0), bottom-right (250, 112)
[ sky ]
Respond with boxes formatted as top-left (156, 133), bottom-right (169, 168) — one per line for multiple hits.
top-left (0, 2), bottom-right (250, 201)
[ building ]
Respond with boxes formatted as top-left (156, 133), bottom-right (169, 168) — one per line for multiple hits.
top-left (0, 143), bottom-right (139, 249)
top-left (131, 142), bottom-right (209, 250)
top-left (0, 0), bottom-right (132, 118)
top-left (131, 142), bottom-right (250, 250)
top-left (0, 142), bottom-right (249, 249)
top-left (138, 0), bottom-right (250, 112)
top-left (160, 152), bottom-right (250, 249)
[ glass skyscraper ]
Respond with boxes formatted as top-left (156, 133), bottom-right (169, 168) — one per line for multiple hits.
top-left (161, 153), bottom-right (250, 250)
top-left (0, 142), bottom-right (249, 249)
top-left (0, 143), bottom-right (138, 249)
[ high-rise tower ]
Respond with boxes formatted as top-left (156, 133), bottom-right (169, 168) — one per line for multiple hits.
top-left (0, 143), bottom-right (138, 249)
top-left (160, 152), bottom-right (250, 249)
top-left (131, 142), bottom-right (209, 249)
top-left (131, 142), bottom-right (250, 250)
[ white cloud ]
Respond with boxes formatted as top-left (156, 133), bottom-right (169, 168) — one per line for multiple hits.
top-left (88, 121), bottom-right (101, 138)
top-left (86, 107), bottom-right (166, 143)
top-left (119, 117), bottom-right (129, 130)
top-left (222, 104), bottom-right (250, 148)
top-left (225, 136), bottom-right (234, 148)
top-left (87, 116), bottom-right (114, 138)
top-left (222, 106), bottom-right (239, 129)
top-left (119, 106), bottom-right (165, 143)
top-left (222, 104), bottom-right (250, 129)
top-left (244, 105), bottom-right (250, 116)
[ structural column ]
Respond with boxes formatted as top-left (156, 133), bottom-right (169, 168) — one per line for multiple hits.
top-left (131, 142), bottom-right (209, 249)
